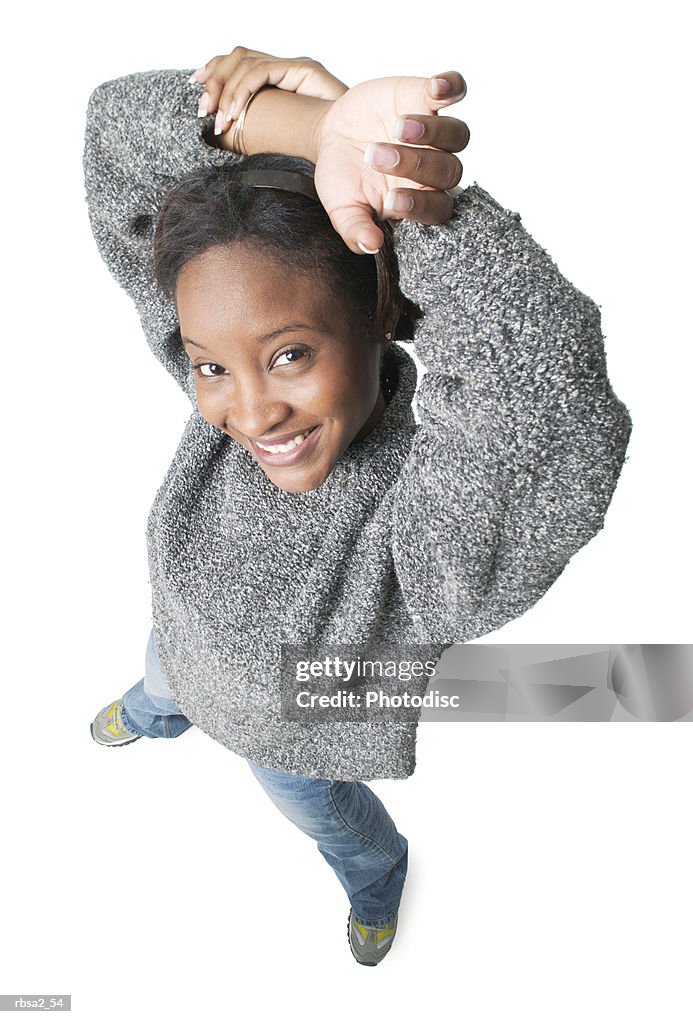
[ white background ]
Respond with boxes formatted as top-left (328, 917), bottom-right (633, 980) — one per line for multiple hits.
top-left (2, 1), bottom-right (691, 1020)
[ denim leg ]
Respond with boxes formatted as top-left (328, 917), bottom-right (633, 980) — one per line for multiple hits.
top-left (120, 629), bottom-right (192, 739)
top-left (121, 678), bottom-right (193, 738)
top-left (247, 760), bottom-right (408, 927)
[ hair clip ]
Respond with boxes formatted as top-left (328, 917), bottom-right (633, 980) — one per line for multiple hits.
top-left (236, 170), bottom-right (319, 203)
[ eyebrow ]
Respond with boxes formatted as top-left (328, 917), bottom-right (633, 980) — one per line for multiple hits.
top-left (181, 322), bottom-right (321, 350)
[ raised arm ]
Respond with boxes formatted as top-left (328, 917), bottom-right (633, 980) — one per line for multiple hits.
top-left (83, 55), bottom-right (469, 397)
top-left (83, 69), bottom-right (237, 401)
top-left (389, 184), bottom-right (633, 640)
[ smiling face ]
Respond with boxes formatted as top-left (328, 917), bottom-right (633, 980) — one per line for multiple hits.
top-left (176, 244), bottom-right (389, 493)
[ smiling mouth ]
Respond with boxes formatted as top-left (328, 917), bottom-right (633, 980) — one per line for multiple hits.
top-left (247, 425), bottom-right (321, 467)
top-left (254, 427), bottom-right (317, 454)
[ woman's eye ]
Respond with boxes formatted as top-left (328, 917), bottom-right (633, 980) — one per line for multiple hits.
top-left (196, 363), bottom-right (227, 377)
top-left (273, 347), bottom-right (308, 368)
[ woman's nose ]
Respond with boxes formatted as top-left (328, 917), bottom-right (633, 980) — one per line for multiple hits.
top-left (220, 380), bottom-right (292, 439)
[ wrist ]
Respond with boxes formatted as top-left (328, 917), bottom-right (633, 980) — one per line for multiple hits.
top-left (308, 97), bottom-right (332, 164)
top-left (213, 89), bottom-right (332, 164)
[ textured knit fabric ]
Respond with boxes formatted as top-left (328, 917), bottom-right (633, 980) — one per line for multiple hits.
top-left (83, 68), bottom-right (632, 780)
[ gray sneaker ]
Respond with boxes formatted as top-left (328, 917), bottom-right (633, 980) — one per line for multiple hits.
top-left (347, 909), bottom-right (398, 966)
top-left (90, 699), bottom-right (142, 747)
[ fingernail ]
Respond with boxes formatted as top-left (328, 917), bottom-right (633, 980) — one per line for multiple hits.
top-left (429, 77), bottom-right (451, 98)
top-left (364, 143), bottom-right (400, 170)
top-left (384, 191), bottom-right (414, 214)
top-left (188, 69), bottom-right (204, 85)
top-left (214, 111), bottom-right (224, 135)
top-left (226, 100), bottom-right (239, 123)
top-left (197, 93), bottom-right (209, 118)
top-left (394, 117), bottom-right (425, 142)
top-left (357, 241), bottom-right (380, 255)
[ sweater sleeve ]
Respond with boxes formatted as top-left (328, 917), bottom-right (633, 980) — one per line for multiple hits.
top-left (390, 183), bottom-right (633, 641)
top-left (82, 69), bottom-right (239, 402)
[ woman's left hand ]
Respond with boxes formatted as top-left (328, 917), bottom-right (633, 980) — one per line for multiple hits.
top-left (190, 46), bottom-right (349, 135)
top-left (314, 72), bottom-right (469, 254)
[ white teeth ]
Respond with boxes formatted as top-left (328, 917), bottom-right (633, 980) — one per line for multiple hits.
top-left (256, 430), bottom-right (311, 454)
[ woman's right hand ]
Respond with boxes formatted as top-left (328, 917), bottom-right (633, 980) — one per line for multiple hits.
top-left (190, 46), bottom-right (349, 137)
top-left (313, 73), bottom-right (468, 254)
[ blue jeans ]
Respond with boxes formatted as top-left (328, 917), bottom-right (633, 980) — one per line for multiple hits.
top-left (121, 630), bottom-right (193, 739)
top-left (120, 630), bottom-right (408, 927)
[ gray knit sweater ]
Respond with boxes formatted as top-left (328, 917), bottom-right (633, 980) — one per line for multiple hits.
top-left (83, 69), bottom-right (632, 780)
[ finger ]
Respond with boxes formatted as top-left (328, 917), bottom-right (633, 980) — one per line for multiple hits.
top-left (219, 61), bottom-right (295, 125)
top-left (425, 71), bottom-right (467, 110)
top-left (189, 52), bottom-right (235, 88)
top-left (364, 143), bottom-right (463, 192)
top-left (218, 57), bottom-right (340, 127)
top-left (188, 57), bottom-right (224, 118)
top-left (327, 203), bottom-right (386, 256)
top-left (190, 46), bottom-right (274, 84)
top-left (192, 48), bottom-right (273, 118)
top-left (382, 187), bottom-right (456, 225)
top-left (393, 113), bottom-right (470, 153)
top-left (188, 65), bottom-right (207, 85)
top-left (195, 78), bottom-right (224, 119)
top-left (188, 53), bottom-right (226, 86)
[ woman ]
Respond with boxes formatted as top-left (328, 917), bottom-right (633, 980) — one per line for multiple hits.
top-left (85, 47), bottom-right (632, 966)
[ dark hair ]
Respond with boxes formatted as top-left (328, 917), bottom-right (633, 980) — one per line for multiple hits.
top-left (153, 152), bottom-right (422, 342)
